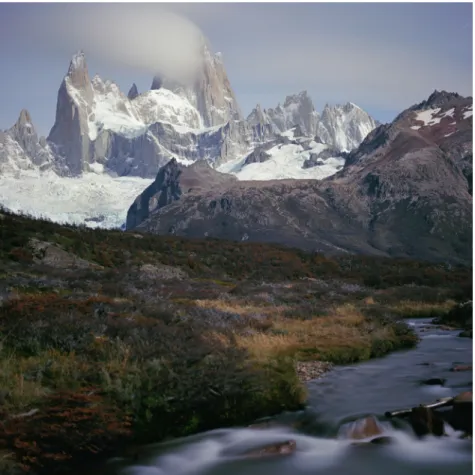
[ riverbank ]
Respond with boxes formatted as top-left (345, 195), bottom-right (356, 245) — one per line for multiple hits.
top-left (0, 210), bottom-right (470, 474)
top-left (84, 319), bottom-right (474, 475)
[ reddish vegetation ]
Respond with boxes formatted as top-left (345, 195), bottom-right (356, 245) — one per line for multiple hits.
top-left (0, 389), bottom-right (132, 473)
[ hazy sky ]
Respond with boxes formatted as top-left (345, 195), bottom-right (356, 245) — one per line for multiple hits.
top-left (0, 2), bottom-right (472, 136)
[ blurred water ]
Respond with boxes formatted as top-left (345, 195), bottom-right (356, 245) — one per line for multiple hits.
top-left (97, 320), bottom-right (473, 475)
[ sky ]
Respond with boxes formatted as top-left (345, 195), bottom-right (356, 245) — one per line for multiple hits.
top-left (0, 2), bottom-right (472, 136)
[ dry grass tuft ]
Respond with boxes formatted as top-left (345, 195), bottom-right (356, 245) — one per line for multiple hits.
top-left (387, 300), bottom-right (456, 318)
top-left (235, 304), bottom-right (371, 363)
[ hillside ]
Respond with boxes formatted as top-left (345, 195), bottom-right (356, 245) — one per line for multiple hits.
top-left (127, 91), bottom-right (473, 265)
top-left (0, 208), bottom-right (471, 473)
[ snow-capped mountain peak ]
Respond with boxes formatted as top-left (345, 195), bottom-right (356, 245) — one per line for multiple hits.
top-left (247, 94), bottom-right (377, 153)
top-left (1, 109), bottom-right (54, 175)
top-left (258, 90), bottom-right (320, 137)
top-left (317, 102), bottom-right (378, 152)
top-left (2, 41), bottom-right (381, 230)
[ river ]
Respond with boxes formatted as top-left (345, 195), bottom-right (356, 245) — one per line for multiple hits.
top-left (98, 319), bottom-right (473, 475)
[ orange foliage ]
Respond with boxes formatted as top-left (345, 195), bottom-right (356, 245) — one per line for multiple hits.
top-left (0, 388), bottom-right (132, 474)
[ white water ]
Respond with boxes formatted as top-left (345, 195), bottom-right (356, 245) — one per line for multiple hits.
top-left (97, 321), bottom-right (472, 475)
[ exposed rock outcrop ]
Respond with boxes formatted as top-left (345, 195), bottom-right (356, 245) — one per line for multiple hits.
top-left (127, 83), bottom-right (139, 100)
top-left (47, 51), bottom-right (94, 175)
top-left (127, 91), bottom-right (472, 265)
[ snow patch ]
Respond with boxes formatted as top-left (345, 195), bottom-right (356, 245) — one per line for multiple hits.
top-left (0, 170), bottom-right (153, 229)
top-left (412, 108), bottom-right (442, 128)
top-left (441, 108), bottom-right (455, 118)
top-left (66, 77), bottom-right (206, 142)
top-left (281, 128), bottom-right (296, 140)
top-left (88, 162), bottom-right (105, 174)
top-left (217, 143), bottom-right (344, 181)
top-left (463, 105), bottom-right (473, 119)
top-left (133, 89), bottom-right (203, 130)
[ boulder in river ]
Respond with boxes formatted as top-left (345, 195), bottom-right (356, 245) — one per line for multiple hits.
top-left (340, 415), bottom-right (386, 440)
top-left (243, 440), bottom-right (297, 458)
top-left (408, 407), bottom-right (445, 437)
top-left (450, 391), bottom-right (472, 434)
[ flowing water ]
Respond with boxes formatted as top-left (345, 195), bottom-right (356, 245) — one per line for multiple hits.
top-left (98, 320), bottom-right (473, 475)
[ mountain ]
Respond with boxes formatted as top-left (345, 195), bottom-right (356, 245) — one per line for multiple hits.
top-left (316, 102), bottom-right (379, 152)
top-left (127, 90), bottom-right (473, 265)
top-left (216, 127), bottom-right (346, 181)
top-left (0, 109), bottom-right (54, 175)
top-left (247, 93), bottom-right (378, 152)
top-left (0, 41), bottom-right (380, 228)
top-left (153, 43), bottom-right (243, 127)
top-left (247, 91), bottom-right (319, 137)
top-left (1, 51), bottom-right (376, 182)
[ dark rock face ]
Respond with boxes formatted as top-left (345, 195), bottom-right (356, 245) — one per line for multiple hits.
top-left (409, 407), bottom-right (445, 437)
top-left (244, 146), bottom-right (272, 165)
top-left (150, 76), bottom-right (163, 91)
top-left (126, 159), bottom-right (236, 230)
top-left (126, 92), bottom-right (472, 265)
top-left (47, 52), bottom-right (94, 176)
top-left (126, 159), bottom-right (183, 230)
top-left (450, 391), bottom-right (472, 434)
top-left (302, 148), bottom-right (341, 169)
top-left (127, 83), bottom-right (139, 100)
top-left (302, 153), bottom-right (323, 169)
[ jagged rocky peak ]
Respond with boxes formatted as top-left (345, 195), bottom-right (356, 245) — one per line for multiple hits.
top-left (155, 37), bottom-right (242, 127)
top-left (262, 90), bottom-right (319, 137)
top-left (8, 109), bottom-right (38, 153)
top-left (9, 109), bottom-right (40, 156)
top-left (425, 90), bottom-right (462, 108)
top-left (12, 109), bottom-right (34, 133)
top-left (283, 90), bottom-right (313, 108)
top-left (47, 50), bottom-right (95, 176)
top-left (247, 104), bottom-right (270, 126)
top-left (127, 83), bottom-right (139, 100)
top-left (1, 108), bottom-right (54, 174)
top-left (317, 101), bottom-right (378, 152)
top-left (193, 39), bottom-right (243, 126)
top-left (150, 76), bottom-right (163, 91)
top-left (66, 50), bottom-right (92, 91)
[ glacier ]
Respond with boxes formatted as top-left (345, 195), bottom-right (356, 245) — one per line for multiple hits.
top-left (0, 169), bottom-right (153, 229)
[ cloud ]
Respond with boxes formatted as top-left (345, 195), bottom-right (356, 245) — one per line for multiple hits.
top-left (26, 4), bottom-right (206, 84)
top-left (9, 2), bottom-right (473, 118)
top-left (163, 3), bottom-right (473, 112)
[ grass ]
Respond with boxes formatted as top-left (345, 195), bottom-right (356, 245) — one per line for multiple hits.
top-left (386, 300), bottom-right (457, 319)
top-left (0, 208), bottom-right (470, 474)
top-left (234, 304), bottom-right (416, 364)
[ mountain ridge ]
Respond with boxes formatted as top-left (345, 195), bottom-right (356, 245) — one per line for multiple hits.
top-left (126, 90), bottom-right (473, 265)
top-left (1, 48), bottom-right (378, 181)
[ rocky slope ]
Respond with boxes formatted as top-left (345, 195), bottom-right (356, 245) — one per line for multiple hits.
top-left (127, 91), bottom-right (473, 265)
